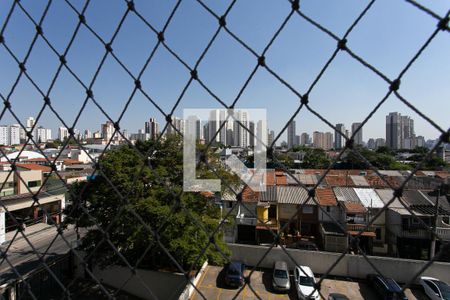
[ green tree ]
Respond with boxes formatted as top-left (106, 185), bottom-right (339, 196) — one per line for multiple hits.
top-left (302, 148), bottom-right (331, 169)
top-left (64, 136), bottom-right (235, 271)
top-left (45, 140), bottom-right (61, 149)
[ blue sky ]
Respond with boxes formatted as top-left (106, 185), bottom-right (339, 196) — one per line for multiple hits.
top-left (0, 0), bottom-right (449, 143)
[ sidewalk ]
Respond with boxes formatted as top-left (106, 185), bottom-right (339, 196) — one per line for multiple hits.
top-left (3, 222), bottom-right (55, 245)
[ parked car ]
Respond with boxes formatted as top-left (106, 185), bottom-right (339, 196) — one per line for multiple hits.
top-left (272, 261), bottom-right (290, 292)
top-left (366, 274), bottom-right (408, 300)
top-left (224, 261), bottom-right (245, 288)
top-left (419, 276), bottom-right (450, 300)
top-left (328, 293), bottom-right (350, 300)
top-left (294, 266), bottom-right (320, 300)
top-left (286, 240), bottom-right (319, 251)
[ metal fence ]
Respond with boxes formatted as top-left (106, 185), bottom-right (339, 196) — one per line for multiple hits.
top-left (0, 0), bottom-right (449, 299)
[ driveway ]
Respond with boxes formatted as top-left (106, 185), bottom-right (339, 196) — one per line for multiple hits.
top-left (190, 266), bottom-right (427, 300)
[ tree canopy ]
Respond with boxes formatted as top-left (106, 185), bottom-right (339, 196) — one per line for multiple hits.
top-left (65, 136), bottom-right (237, 271)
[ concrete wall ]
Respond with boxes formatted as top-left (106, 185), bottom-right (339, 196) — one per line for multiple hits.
top-left (0, 211), bottom-right (5, 243)
top-left (93, 265), bottom-right (188, 300)
top-left (0, 172), bottom-right (15, 196)
top-left (66, 176), bottom-right (87, 184)
top-left (318, 205), bottom-right (342, 223)
top-left (228, 243), bottom-right (450, 284)
top-left (16, 170), bottom-right (42, 194)
top-left (4, 194), bottom-right (63, 212)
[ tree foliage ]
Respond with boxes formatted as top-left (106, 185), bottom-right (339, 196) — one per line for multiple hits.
top-left (301, 148), bottom-right (331, 169)
top-left (64, 136), bottom-right (236, 271)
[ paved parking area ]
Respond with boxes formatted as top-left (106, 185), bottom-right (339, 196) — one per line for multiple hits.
top-left (190, 266), bottom-right (427, 300)
top-left (191, 266), bottom-right (292, 300)
top-left (320, 277), bottom-right (427, 300)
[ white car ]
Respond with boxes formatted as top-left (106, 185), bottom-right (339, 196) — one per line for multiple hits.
top-left (294, 266), bottom-right (320, 300)
top-left (420, 276), bottom-right (450, 300)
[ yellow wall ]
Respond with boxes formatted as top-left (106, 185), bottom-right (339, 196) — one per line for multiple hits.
top-left (257, 206), bottom-right (268, 221)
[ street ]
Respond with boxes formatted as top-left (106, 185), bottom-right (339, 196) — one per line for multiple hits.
top-left (0, 223), bottom-right (80, 282)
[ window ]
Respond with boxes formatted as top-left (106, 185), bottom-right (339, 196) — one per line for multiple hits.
top-left (411, 218), bottom-right (420, 225)
top-left (402, 218), bottom-right (409, 229)
top-left (375, 227), bottom-right (382, 241)
top-left (4, 182), bottom-right (14, 189)
top-left (303, 206), bottom-right (313, 214)
top-left (268, 206), bottom-right (276, 219)
top-left (326, 206), bottom-right (331, 213)
top-left (27, 180), bottom-right (41, 188)
top-left (424, 281), bottom-right (439, 294)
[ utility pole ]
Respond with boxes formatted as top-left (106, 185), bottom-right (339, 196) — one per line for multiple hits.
top-left (430, 182), bottom-right (448, 258)
top-left (429, 187), bottom-right (439, 259)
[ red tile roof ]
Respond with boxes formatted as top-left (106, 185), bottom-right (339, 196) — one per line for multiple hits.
top-left (23, 158), bottom-right (47, 162)
top-left (364, 175), bottom-right (400, 189)
top-left (343, 202), bottom-right (366, 214)
top-left (63, 159), bottom-right (82, 165)
top-left (435, 171), bottom-right (450, 179)
top-left (200, 191), bottom-right (214, 198)
top-left (325, 175), bottom-right (354, 187)
top-left (275, 174), bottom-right (287, 185)
top-left (16, 164), bottom-right (51, 172)
top-left (265, 171), bottom-right (276, 186)
top-left (242, 185), bottom-right (259, 202)
top-left (315, 188), bottom-right (337, 206)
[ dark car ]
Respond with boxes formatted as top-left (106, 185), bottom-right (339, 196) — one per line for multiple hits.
top-left (224, 261), bottom-right (245, 287)
top-left (286, 240), bottom-right (319, 251)
top-left (328, 293), bottom-right (350, 300)
top-left (367, 274), bottom-right (408, 300)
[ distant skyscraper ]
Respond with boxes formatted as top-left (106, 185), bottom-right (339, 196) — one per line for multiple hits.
top-left (232, 110), bottom-right (249, 147)
top-left (58, 126), bottom-right (69, 141)
top-left (0, 125), bottom-right (9, 146)
top-left (287, 120), bottom-right (296, 149)
top-left (267, 130), bottom-right (275, 147)
top-left (208, 109), bottom-right (227, 145)
top-left (386, 112), bottom-right (401, 149)
top-left (386, 112), bottom-right (415, 149)
top-left (145, 117), bottom-right (160, 140)
top-left (203, 123), bottom-right (209, 143)
top-left (401, 115), bottom-right (415, 149)
top-left (196, 119), bottom-right (203, 141)
top-left (324, 132), bottom-right (333, 150)
top-left (26, 117), bottom-right (35, 129)
top-left (256, 120), bottom-right (267, 150)
top-left (37, 126), bottom-right (49, 143)
top-left (335, 123), bottom-right (346, 149)
top-left (101, 121), bottom-right (114, 142)
top-left (249, 121), bottom-right (255, 147)
top-left (313, 131), bottom-right (333, 150)
top-left (93, 131), bottom-right (102, 139)
top-left (84, 129), bottom-right (92, 139)
top-left (313, 131), bottom-right (324, 149)
top-left (375, 138), bottom-right (386, 148)
top-left (300, 133), bottom-right (309, 146)
top-left (166, 117), bottom-right (184, 136)
top-left (367, 138), bottom-right (376, 150)
top-left (10, 124), bottom-right (21, 145)
top-left (351, 122), bottom-right (363, 146)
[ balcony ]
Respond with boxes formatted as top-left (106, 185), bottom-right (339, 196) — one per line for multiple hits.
top-left (399, 227), bottom-right (450, 241)
top-left (347, 223), bottom-right (376, 232)
top-left (256, 218), bottom-right (278, 230)
top-left (236, 216), bottom-right (257, 226)
top-left (436, 227), bottom-right (450, 240)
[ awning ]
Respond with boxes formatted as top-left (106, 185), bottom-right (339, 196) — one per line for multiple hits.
top-left (348, 231), bottom-right (376, 237)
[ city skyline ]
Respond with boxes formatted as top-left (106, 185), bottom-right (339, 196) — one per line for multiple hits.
top-left (0, 1), bottom-right (448, 144)
top-left (0, 111), bottom-right (437, 149)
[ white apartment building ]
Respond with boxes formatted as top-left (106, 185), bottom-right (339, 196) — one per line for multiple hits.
top-left (58, 126), bottom-right (69, 141)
